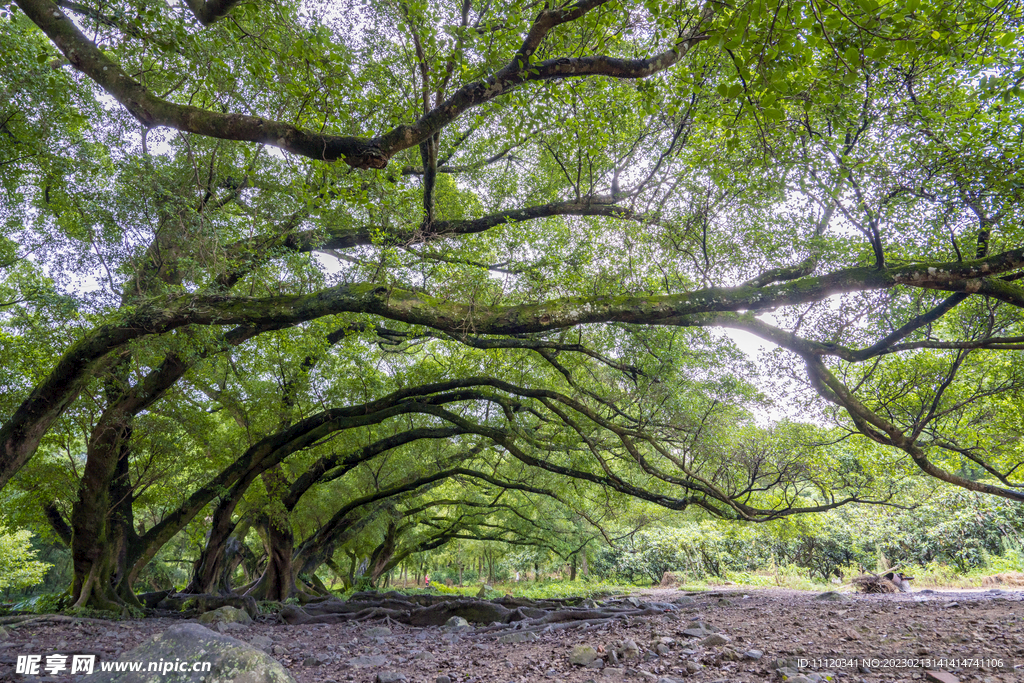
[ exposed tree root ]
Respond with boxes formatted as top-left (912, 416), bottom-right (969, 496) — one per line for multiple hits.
top-left (144, 592), bottom-right (259, 617)
top-left (0, 615), bottom-right (113, 628)
top-left (277, 591), bottom-right (673, 632)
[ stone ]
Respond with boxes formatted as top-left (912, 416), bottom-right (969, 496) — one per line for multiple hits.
top-left (302, 655), bottom-right (324, 667)
top-left (673, 596), bottom-right (696, 605)
top-left (499, 631), bottom-right (539, 643)
top-left (271, 644), bottom-right (288, 655)
top-left (436, 677), bottom-right (452, 683)
top-left (249, 635), bottom-right (273, 651)
top-left (783, 677), bottom-right (815, 683)
top-left (773, 657), bottom-right (802, 670)
top-left (374, 674), bottom-right (407, 683)
top-left (83, 623), bottom-right (294, 683)
top-left (684, 620), bottom-right (717, 635)
top-left (570, 645), bottom-right (600, 666)
top-left (441, 616), bottom-right (471, 632)
top-left (349, 655), bottom-right (389, 667)
top-left (924, 672), bottom-right (960, 683)
top-left (215, 622), bottom-right (248, 634)
top-left (0, 626), bottom-right (8, 640)
top-left (683, 661), bottom-right (703, 674)
top-left (654, 643), bottom-right (671, 655)
top-left (815, 592), bottom-right (850, 602)
top-left (586, 659), bottom-right (605, 669)
top-left (615, 639), bottom-right (639, 659)
top-left (364, 626), bottom-right (392, 638)
top-left (701, 633), bottom-right (732, 646)
top-left (602, 669), bottom-right (629, 680)
top-left (743, 648), bottom-right (763, 660)
top-left (626, 596), bottom-right (642, 607)
top-left (197, 605), bottom-right (253, 626)
top-left (414, 652), bottom-right (435, 660)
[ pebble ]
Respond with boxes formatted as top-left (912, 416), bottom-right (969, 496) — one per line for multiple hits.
top-left (365, 626), bottom-right (392, 638)
top-left (374, 673), bottom-right (406, 683)
top-left (436, 677), bottom-right (451, 683)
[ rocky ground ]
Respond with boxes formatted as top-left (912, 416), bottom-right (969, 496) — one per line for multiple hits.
top-left (1, 587), bottom-right (1021, 683)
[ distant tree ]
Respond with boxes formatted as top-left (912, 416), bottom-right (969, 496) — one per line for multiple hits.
top-left (0, 524), bottom-right (52, 591)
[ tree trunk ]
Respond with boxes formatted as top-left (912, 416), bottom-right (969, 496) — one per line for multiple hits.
top-left (570, 555), bottom-right (577, 581)
top-left (246, 514), bottom-right (295, 601)
top-left (368, 523), bottom-right (398, 585)
top-left (71, 369), bottom-right (134, 611)
top-left (186, 495), bottom-right (245, 595)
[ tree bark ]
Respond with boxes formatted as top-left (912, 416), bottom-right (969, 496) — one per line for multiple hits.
top-left (246, 513), bottom-right (295, 601)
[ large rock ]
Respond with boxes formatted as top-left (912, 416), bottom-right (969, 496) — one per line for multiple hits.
top-left (198, 606), bottom-right (253, 626)
top-left (83, 623), bottom-right (294, 683)
top-left (569, 645), bottom-right (599, 666)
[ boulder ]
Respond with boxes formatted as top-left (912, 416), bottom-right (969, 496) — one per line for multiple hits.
top-left (569, 645), bottom-right (600, 666)
top-left (198, 605), bottom-right (253, 626)
top-left (83, 623), bottom-right (294, 683)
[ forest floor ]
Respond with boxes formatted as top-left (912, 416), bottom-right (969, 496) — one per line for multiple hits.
top-left (1, 587), bottom-right (1021, 683)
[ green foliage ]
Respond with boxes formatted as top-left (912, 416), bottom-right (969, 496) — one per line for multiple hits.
top-left (0, 524), bottom-right (52, 591)
top-left (1, 0), bottom-right (1022, 610)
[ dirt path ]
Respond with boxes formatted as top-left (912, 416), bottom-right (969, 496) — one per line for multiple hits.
top-left (1, 587), bottom-right (1021, 683)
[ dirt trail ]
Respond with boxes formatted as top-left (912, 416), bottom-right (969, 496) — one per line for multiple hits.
top-left (1, 587), bottom-right (1020, 683)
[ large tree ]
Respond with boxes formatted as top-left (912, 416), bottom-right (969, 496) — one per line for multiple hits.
top-left (1, 0), bottom-right (1022, 607)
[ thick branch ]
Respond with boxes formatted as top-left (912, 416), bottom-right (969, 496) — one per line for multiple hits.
top-left (14, 0), bottom-right (705, 168)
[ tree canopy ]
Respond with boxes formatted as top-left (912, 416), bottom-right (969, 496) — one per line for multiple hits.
top-left (0, 0), bottom-right (1022, 609)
